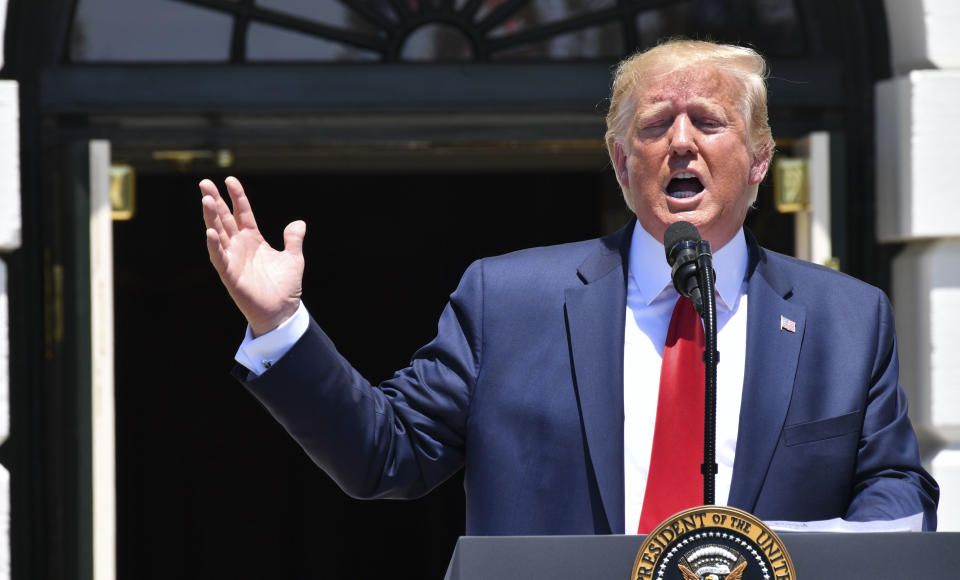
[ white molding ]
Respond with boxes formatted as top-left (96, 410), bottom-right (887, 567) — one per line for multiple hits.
top-left (791, 132), bottom-right (832, 265)
top-left (89, 141), bottom-right (115, 580)
top-left (893, 240), bottom-right (960, 443)
top-left (0, 81), bottom-right (18, 252)
top-left (931, 446), bottom-right (960, 531)
top-left (0, 0), bottom-right (7, 71)
top-left (876, 71), bottom-right (960, 241)
top-left (0, 260), bottom-right (7, 447)
top-left (0, 466), bottom-right (9, 580)
top-left (883, 0), bottom-right (960, 75)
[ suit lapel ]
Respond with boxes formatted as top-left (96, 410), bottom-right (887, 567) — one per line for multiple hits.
top-left (728, 235), bottom-right (806, 512)
top-left (562, 225), bottom-right (805, 527)
top-left (563, 222), bottom-right (632, 534)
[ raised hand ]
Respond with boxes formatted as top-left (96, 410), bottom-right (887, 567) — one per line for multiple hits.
top-left (200, 176), bottom-right (306, 337)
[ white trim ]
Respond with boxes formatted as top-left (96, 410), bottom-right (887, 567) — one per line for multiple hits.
top-left (0, 81), bottom-right (20, 252)
top-left (792, 132), bottom-right (832, 265)
top-left (807, 132), bottom-right (832, 265)
top-left (89, 140), bottom-right (115, 580)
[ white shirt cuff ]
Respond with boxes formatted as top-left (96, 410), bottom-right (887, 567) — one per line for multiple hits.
top-left (234, 301), bottom-right (310, 376)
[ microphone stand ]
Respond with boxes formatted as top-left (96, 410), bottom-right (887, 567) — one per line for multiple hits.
top-left (693, 240), bottom-right (719, 505)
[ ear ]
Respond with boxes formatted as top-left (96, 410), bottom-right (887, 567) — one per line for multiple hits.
top-left (613, 142), bottom-right (630, 189)
top-left (748, 147), bottom-right (772, 185)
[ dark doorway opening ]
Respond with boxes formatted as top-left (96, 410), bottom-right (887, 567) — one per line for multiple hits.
top-left (111, 165), bottom-right (791, 578)
top-left (112, 169), bottom-right (616, 579)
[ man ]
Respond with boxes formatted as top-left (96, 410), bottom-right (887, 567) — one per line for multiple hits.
top-left (200, 39), bottom-right (938, 535)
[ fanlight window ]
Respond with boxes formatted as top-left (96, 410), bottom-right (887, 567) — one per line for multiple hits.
top-left (70, 0), bottom-right (804, 63)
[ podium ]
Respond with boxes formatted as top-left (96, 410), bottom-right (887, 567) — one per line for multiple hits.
top-left (444, 533), bottom-right (960, 579)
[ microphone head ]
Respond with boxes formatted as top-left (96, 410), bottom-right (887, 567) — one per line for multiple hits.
top-left (663, 221), bottom-right (701, 263)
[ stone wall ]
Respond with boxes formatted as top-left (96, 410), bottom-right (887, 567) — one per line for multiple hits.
top-left (879, 0), bottom-right (960, 530)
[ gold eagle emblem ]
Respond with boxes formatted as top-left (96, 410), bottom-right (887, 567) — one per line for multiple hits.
top-left (677, 559), bottom-right (746, 580)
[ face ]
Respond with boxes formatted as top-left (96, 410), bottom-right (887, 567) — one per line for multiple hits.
top-left (613, 65), bottom-right (770, 250)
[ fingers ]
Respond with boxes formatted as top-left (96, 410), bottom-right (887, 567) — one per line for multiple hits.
top-left (205, 227), bottom-right (228, 273)
top-left (199, 179), bottom-right (239, 237)
top-left (200, 194), bottom-right (227, 241)
top-left (225, 176), bottom-right (259, 232)
top-left (199, 179), bottom-right (220, 230)
top-left (283, 220), bottom-right (307, 257)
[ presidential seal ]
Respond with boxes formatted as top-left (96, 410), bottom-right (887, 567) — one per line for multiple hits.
top-left (630, 506), bottom-right (796, 580)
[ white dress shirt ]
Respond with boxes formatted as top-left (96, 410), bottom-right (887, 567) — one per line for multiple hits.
top-left (623, 225), bottom-right (749, 533)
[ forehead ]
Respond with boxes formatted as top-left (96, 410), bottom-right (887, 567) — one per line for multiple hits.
top-left (631, 65), bottom-right (744, 116)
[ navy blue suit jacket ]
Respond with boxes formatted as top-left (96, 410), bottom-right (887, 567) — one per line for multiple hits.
top-left (241, 221), bottom-right (938, 534)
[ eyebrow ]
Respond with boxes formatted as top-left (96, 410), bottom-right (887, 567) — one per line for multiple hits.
top-left (635, 97), bottom-right (730, 125)
top-left (688, 98), bottom-right (729, 119)
top-left (634, 101), bottom-right (672, 125)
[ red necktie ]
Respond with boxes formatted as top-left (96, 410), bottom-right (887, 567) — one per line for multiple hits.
top-left (637, 297), bottom-right (705, 533)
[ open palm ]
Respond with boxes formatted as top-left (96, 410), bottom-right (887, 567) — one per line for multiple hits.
top-left (200, 176), bottom-right (306, 336)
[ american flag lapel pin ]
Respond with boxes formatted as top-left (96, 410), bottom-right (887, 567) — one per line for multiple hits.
top-left (780, 315), bottom-right (796, 333)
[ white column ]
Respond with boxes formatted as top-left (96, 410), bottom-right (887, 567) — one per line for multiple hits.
top-left (0, 262), bottom-right (9, 580)
top-left (879, 0), bottom-right (960, 530)
top-left (0, 80), bottom-right (16, 580)
top-left (792, 132), bottom-right (832, 266)
top-left (0, 1), bottom-right (17, 575)
top-left (89, 141), bottom-right (115, 580)
top-left (0, 59), bottom-right (18, 580)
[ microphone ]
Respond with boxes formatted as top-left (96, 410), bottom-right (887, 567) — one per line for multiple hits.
top-left (663, 220), bottom-right (720, 504)
top-left (663, 221), bottom-right (706, 313)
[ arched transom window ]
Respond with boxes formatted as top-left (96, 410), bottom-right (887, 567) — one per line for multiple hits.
top-left (70, 0), bottom-right (805, 63)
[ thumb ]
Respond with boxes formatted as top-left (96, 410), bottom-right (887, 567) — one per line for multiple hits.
top-left (283, 220), bottom-right (306, 257)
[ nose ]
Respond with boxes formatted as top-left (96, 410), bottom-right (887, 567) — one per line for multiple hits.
top-left (669, 115), bottom-right (698, 156)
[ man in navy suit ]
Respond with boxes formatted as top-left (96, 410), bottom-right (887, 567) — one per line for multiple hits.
top-left (200, 40), bottom-right (938, 534)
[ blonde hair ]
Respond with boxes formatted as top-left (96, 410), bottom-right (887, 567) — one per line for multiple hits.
top-left (605, 39), bottom-right (774, 209)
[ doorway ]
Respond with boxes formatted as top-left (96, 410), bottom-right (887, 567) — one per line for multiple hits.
top-left (111, 168), bottom-right (621, 578)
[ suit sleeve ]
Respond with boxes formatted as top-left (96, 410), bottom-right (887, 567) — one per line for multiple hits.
top-left (845, 292), bottom-right (939, 530)
top-left (235, 260), bottom-right (485, 500)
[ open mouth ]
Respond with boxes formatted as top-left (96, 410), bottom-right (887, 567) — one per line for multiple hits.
top-left (666, 172), bottom-right (704, 199)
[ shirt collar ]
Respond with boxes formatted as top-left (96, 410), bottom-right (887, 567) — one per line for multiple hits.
top-left (628, 223), bottom-right (749, 311)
